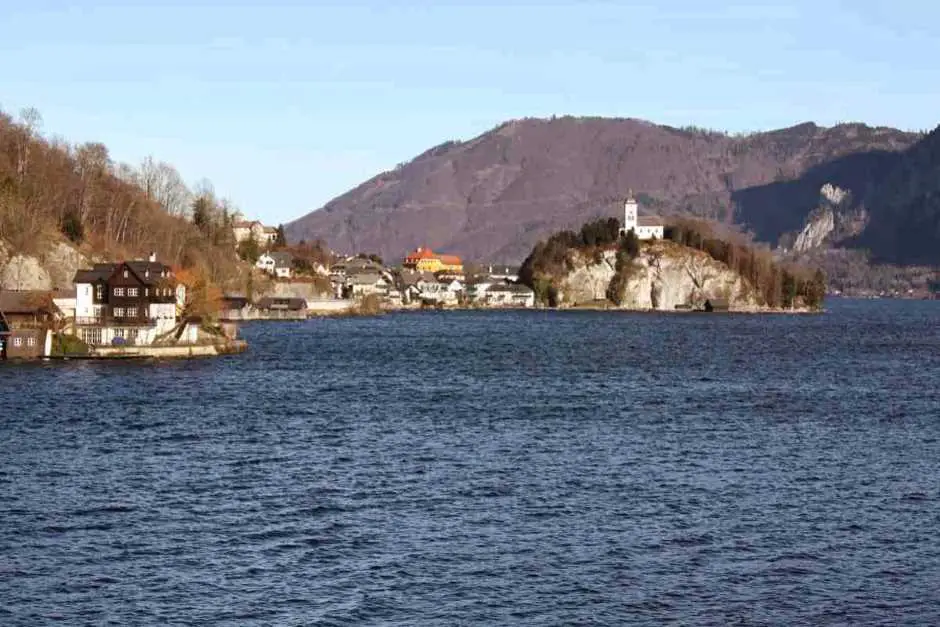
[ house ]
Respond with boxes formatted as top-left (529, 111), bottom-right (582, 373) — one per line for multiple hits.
top-left (465, 280), bottom-right (494, 303)
top-left (72, 254), bottom-right (188, 346)
top-left (418, 279), bottom-right (461, 305)
top-left (619, 193), bottom-right (664, 240)
top-left (255, 297), bottom-right (307, 319)
top-left (346, 271), bottom-right (388, 298)
top-left (233, 220), bottom-right (278, 247)
top-left (403, 247), bottom-right (464, 273)
top-left (483, 283), bottom-right (536, 308)
top-left (51, 288), bottom-right (77, 323)
top-left (220, 295), bottom-right (251, 321)
top-left (256, 252), bottom-right (294, 278)
top-left (0, 290), bottom-right (59, 359)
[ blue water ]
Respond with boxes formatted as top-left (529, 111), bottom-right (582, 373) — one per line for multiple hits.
top-left (1, 299), bottom-right (939, 625)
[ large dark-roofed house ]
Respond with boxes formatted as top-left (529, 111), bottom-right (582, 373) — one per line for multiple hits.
top-left (72, 254), bottom-right (188, 346)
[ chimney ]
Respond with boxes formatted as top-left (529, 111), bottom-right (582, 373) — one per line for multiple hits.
top-left (148, 251), bottom-right (157, 262)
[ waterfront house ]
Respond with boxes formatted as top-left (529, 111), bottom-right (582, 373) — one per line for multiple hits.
top-left (483, 283), bottom-right (536, 308)
top-left (51, 288), bottom-right (77, 324)
top-left (0, 290), bottom-right (60, 359)
top-left (465, 280), bottom-right (494, 303)
top-left (72, 255), bottom-right (187, 346)
top-left (255, 297), bottom-right (307, 319)
top-left (418, 279), bottom-right (462, 305)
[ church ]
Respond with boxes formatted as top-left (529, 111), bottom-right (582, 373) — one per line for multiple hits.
top-left (619, 192), bottom-right (664, 240)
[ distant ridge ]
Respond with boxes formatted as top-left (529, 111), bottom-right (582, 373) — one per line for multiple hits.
top-left (286, 116), bottom-right (920, 263)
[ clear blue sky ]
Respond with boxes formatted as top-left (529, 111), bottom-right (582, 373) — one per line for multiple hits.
top-left (2, 1), bottom-right (938, 225)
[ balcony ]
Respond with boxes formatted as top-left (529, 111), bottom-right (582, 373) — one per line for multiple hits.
top-left (75, 315), bottom-right (160, 327)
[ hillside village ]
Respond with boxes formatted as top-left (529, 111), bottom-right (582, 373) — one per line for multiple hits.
top-left (0, 211), bottom-right (544, 359)
top-left (217, 195), bottom-right (672, 323)
top-left (218, 215), bottom-right (539, 322)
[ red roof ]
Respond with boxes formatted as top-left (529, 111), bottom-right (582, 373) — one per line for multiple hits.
top-left (405, 247), bottom-right (439, 261)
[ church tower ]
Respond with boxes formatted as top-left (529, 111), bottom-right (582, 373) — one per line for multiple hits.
top-left (622, 190), bottom-right (638, 234)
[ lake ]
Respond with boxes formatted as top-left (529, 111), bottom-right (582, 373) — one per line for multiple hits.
top-left (1, 299), bottom-right (939, 625)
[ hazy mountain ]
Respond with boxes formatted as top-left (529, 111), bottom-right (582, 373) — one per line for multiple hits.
top-left (286, 116), bottom-right (918, 263)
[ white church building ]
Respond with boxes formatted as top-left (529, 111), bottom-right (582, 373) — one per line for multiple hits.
top-left (619, 193), bottom-right (664, 240)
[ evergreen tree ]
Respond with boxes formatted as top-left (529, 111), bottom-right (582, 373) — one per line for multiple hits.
top-left (274, 224), bottom-right (287, 249)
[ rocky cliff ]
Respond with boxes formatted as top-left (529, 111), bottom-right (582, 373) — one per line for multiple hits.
top-left (0, 241), bottom-right (88, 291)
top-left (555, 241), bottom-right (760, 311)
top-left (790, 183), bottom-right (868, 253)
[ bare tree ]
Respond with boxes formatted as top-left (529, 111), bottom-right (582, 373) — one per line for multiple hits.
top-left (15, 107), bottom-right (42, 181)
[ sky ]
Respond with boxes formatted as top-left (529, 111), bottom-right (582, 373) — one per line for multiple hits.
top-left (2, 1), bottom-right (939, 225)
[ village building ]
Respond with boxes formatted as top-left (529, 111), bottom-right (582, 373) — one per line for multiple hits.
top-left (619, 193), bottom-right (664, 240)
top-left (233, 220), bottom-right (278, 247)
top-left (256, 252), bottom-right (294, 279)
top-left (417, 278), bottom-right (462, 305)
top-left (51, 288), bottom-right (77, 324)
top-left (72, 255), bottom-right (191, 347)
top-left (403, 247), bottom-right (464, 273)
top-left (254, 297), bottom-right (307, 319)
top-left (0, 291), bottom-right (60, 359)
top-left (482, 283), bottom-right (536, 308)
top-left (345, 271), bottom-right (389, 298)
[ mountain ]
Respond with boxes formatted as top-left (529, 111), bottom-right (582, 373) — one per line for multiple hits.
top-left (852, 125), bottom-right (940, 265)
top-left (287, 116), bottom-right (918, 263)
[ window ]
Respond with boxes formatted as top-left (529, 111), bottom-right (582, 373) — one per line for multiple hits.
top-left (127, 307), bottom-right (137, 318)
top-left (114, 287), bottom-right (125, 297)
top-left (123, 269), bottom-right (129, 278)
top-left (81, 328), bottom-right (102, 345)
top-left (114, 307), bottom-right (125, 318)
top-left (96, 285), bottom-right (104, 300)
top-left (128, 288), bottom-right (139, 297)
top-left (13, 337), bottom-right (22, 347)
top-left (27, 337), bottom-right (36, 347)
top-left (145, 288), bottom-right (150, 297)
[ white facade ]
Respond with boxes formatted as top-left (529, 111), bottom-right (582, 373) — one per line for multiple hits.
top-left (256, 253), bottom-right (292, 278)
top-left (620, 196), bottom-right (664, 240)
top-left (483, 285), bottom-right (536, 308)
top-left (418, 280), bottom-right (461, 304)
top-left (256, 253), bottom-right (276, 273)
top-left (233, 221), bottom-right (277, 246)
top-left (75, 283), bottom-right (98, 319)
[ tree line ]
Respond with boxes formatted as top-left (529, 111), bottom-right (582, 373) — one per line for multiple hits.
top-left (0, 106), bottom-right (245, 289)
top-left (665, 218), bottom-right (826, 309)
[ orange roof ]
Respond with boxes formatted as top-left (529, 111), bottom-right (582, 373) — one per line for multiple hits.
top-left (439, 254), bottom-right (462, 265)
top-left (405, 247), bottom-right (439, 261)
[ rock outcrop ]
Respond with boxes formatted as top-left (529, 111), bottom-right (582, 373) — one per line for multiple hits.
top-left (0, 241), bottom-right (88, 291)
top-left (556, 241), bottom-right (760, 311)
top-left (791, 183), bottom-right (865, 254)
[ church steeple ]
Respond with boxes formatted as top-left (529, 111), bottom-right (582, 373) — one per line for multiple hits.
top-left (622, 191), bottom-right (638, 233)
